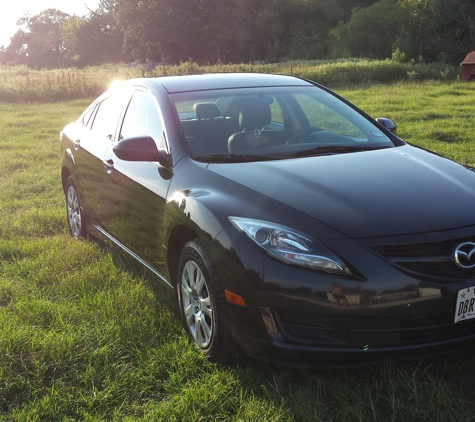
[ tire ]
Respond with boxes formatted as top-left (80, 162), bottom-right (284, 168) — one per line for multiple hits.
top-left (177, 239), bottom-right (237, 363)
top-left (65, 176), bottom-right (87, 239)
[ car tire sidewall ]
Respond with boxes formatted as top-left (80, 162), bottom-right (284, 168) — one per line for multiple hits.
top-left (177, 239), bottom-right (226, 361)
top-left (65, 176), bottom-right (87, 239)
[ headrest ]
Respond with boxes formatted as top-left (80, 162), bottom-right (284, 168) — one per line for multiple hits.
top-left (239, 99), bottom-right (271, 131)
top-left (194, 103), bottom-right (221, 119)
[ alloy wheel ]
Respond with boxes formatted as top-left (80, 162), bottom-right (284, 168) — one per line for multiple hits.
top-left (180, 260), bottom-right (213, 348)
top-left (66, 185), bottom-right (82, 238)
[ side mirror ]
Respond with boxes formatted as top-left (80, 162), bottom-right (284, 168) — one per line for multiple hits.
top-left (376, 117), bottom-right (397, 135)
top-left (113, 135), bottom-right (170, 167)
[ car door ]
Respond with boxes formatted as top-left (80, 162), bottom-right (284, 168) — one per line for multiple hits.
top-left (98, 88), bottom-right (172, 275)
top-left (73, 89), bottom-right (133, 223)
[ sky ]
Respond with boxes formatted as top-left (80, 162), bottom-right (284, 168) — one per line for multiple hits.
top-left (0, 0), bottom-right (101, 48)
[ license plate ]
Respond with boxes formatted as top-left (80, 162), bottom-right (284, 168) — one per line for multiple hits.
top-left (454, 287), bottom-right (475, 323)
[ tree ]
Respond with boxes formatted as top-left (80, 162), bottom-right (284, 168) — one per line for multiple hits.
top-left (114, 0), bottom-right (163, 62)
top-left (434, 0), bottom-right (475, 63)
top-left (330, 0), bottom-right (407, 59)
top-left (114, 0), bottom-right (252, 63)
top-left (336, 0), bottom-right (380, 18)
top-left (193, 0), bottom-right (251, 63)
top-left (286, 0), bottom-right (346, 60)
top-left (394, 0), bottom-right (439, 62)
top-left (4, 9), bottom-right (70, 68)
top-left (2, 30), bottom-right (29, 65)
top-left (62, 9), bottom-right (123, 67)
top-left (98, 0), bottom-right (117, 14)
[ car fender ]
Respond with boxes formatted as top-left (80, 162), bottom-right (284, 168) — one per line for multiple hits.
top-left (164, 188), bottom-right (230, 244)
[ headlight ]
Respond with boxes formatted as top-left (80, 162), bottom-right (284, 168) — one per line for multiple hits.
top-left (229, 217), bottom-right (351, 275)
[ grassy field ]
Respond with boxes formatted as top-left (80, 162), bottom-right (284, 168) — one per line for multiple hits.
top-left (0, 60), bottom-right (458, 103)
top-left (2, 81), bottom-right (475, 420)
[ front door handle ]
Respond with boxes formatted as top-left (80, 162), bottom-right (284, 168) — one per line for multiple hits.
top-left (72, 139), bottom-right (81, 150)
top-left (103, 159), bottom-right (114, 174)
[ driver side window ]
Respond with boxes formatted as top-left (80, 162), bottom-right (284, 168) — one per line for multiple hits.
top-left (120, 90), bottom-right (167, 151)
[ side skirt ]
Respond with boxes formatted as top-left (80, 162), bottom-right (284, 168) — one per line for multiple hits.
top-left (93, 224), bottom-right (173, 289)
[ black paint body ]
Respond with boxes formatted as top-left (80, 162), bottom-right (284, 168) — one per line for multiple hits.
top-left (60, 74), bottom-right (475, 365)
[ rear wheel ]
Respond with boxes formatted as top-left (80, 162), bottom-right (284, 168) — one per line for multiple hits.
top-left (177, 239), bottom-right (237, 363)
top-left (65, 176), bottom-right (87, 239)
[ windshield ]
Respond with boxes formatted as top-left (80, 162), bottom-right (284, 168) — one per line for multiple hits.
top-left (170, 86), bottom-right (395, 162)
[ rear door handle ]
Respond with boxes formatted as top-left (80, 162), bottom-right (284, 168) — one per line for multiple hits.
top-left (103, 159), bottom-right (114, 174)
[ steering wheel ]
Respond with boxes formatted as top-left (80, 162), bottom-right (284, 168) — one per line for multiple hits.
top-left (286, 127), bottom-right (323, 145)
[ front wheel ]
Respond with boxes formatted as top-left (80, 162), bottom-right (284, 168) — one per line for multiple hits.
top-left (65, 176), bottom-right (87, 239)
top-left (177, 239), bottom-right (237, 363)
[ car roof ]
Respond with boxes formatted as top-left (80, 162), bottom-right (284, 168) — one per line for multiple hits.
top-left (145, 73), bottom-right (313, 94)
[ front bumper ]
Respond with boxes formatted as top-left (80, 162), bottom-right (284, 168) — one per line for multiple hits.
top-left (212, 226), bottom-right (475, 366)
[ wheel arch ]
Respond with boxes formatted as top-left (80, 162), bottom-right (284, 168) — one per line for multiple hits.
top-left (61, 166), bottom-right (72, 193)
top-left (167, 225), bottom-right (200, 287)
top-left (164, 193), bottom-right (228, 286)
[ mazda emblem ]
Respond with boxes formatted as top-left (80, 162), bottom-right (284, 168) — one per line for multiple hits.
top-left (454, 242), bottom-right (475, 269)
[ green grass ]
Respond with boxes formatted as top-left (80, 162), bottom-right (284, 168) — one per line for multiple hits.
top-left (339, 81), bottom-right (475, 167)
top-left (2, 82), bottom-right (475, 420)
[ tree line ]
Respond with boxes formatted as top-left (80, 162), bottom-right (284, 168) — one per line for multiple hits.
top-left (1, 0), bottom-right (474, 69)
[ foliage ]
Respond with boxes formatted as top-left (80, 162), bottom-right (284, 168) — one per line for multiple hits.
top-left (395, 0), bottom-right (440, 62)
top-left (0, 60), bottom-right (458, 103)
top-left (3, 9), bottom-right (70, 69)
top-left (0, 66), bottom-right (114, 102)
top-left (61, 10), bottom-right (123, 68)
top-left (433, 0), bottom-right (475, 62)
top-left (392, 47), bottom-right (406, 63)
top-left (330, 0), bottom-right (475, 64)
top-left (2, 0), bottom-right (475, 67)
top-left (296, 60), bottom-right (458, 86)
top-left (3, 82), bottom-right (475, 419)
top-left (330, 0), bottom-right (409, 60)
top-left (113, 0), bottom-right (348, 64)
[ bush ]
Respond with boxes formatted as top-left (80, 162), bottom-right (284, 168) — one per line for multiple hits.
top-left (293, 60), bottom-right (459, 86)
top-left (392, 48), bottom-right (406, 63)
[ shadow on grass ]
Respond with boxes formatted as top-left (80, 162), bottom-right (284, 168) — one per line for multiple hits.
top-left (99, 238), bottom-right (475, 421)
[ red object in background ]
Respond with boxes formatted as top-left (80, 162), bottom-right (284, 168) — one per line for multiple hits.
top-left (460, 51), bottom-right (475, 81)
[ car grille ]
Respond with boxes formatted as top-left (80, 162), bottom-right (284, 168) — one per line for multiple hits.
top-left (368, 237), bottom-right (475, 280)
top-left (274, 310), bottom-right (475, 348)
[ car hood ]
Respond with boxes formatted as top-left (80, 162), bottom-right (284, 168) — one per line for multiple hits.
top-left (208, 145), bottom-right (475, 238)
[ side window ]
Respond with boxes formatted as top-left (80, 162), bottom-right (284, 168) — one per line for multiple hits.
top-left (120, 90), bottom-right (167, 150)
top-left (91, 92), bottom-right (130, 141)
top-left (79, 104), bottom-right (97, 128)
top-left (268, 96), bottom-right (284, 126)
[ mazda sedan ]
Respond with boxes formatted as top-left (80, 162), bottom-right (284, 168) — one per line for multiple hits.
top-left (60, 73), bottom-right (475, 365)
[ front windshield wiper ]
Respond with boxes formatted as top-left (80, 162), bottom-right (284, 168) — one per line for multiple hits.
top-left (194, 153), bottom-right (281, 163)
top-left (281, 145), bottom-right (391, 158)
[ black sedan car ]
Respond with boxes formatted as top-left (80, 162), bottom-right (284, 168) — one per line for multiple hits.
top-left (61, 73), bottom-right (475, 366)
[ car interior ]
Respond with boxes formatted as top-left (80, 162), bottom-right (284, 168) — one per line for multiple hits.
top-left (173, 89), bottom-right (393, 159)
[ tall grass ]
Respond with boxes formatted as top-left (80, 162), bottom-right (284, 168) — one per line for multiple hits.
top-left (297, 60), bottom-right (457, 86)
top-left (2, 83), bottom-right (475, 419)
top-left (0, 60), bottom-right (459, 103)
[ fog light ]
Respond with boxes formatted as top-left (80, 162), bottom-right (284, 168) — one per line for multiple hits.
top-left (260, 307), bottom-right (279, 336)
